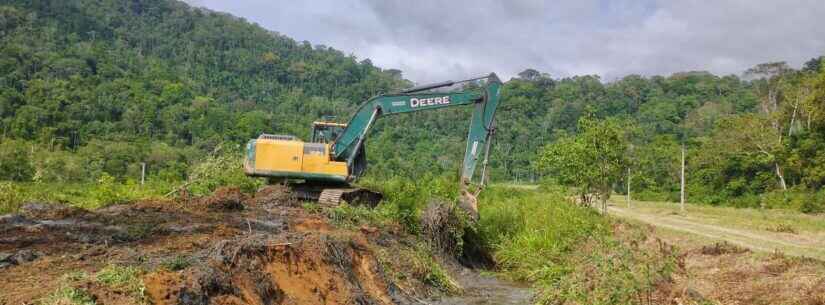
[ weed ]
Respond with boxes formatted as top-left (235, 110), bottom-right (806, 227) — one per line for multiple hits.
top-left (326, 203), bottom-right (388, 228)
top-left (301, 202), bottom-right (322, 214)
top-left (61, 271), bottom-right (90, 282)
top-left (0, 182), bottom-right (24, 214)
top-left (766, 223), bottom-right (798, 234)
top-left (407, 243), bottom-right (462, 295)
top-left (160, 255), bottom-right (192, 271)
top-left (38, 287), bottom-right (96, 305)
top-left (95, 265), bottom-right (146, 302)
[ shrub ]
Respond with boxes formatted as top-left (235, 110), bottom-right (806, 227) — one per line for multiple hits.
top-left (89, 173), bottom-right (128, 208)
top-left (0, 181), bottom-right (24, 214)
top-left (360, 173), bottom-right (458, 234)
top-left (800, 190), bottom-right (825, 214)
top-left (186, 145), bottom-right (262, 196)
top-left (0, 139), bottom-right (34, 181)
top-left (31, 150), bottom-right (85, 183)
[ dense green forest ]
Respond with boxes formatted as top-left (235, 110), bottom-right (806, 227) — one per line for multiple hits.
top-left (1, 0), bottom-right (824, 211)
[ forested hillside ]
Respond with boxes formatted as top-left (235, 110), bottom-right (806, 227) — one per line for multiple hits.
top-left (0, 0), bottom-right (406, 182)
top-left (1, 0), bottom-right (824, 211)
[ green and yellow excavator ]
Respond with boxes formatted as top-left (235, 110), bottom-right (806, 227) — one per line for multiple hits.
top-left (244, 73), bottom-right (502, 218)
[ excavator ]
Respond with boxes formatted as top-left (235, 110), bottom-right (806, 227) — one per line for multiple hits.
top-left (243, 73), bottom-right (502, 218)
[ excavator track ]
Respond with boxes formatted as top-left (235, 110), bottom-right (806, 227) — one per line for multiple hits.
top-left (290, 184), bottom-right (383, 207)
top-left (318, 189), bottom-right (346, 205)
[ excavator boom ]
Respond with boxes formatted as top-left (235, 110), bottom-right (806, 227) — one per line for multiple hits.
top-left (330, 73), bottom-right (502, 185)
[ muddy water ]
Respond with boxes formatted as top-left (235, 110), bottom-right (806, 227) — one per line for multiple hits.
top-left (430, 271), bottom-right (533, 305)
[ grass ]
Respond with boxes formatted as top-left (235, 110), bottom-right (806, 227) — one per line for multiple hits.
top-left (37, 271), bottom-right (95, 305)
top-left (0, 151), bottom-right (264, 215)
top-left (39, 287), bottom-right (97, 305)
top-left (160, 255), bottom-right (192, 271)
top-left (408, 242), bottom-right (463, 294)
top-left (37, 265), bottom-right (147, 305)
top-left (491, 183), bottom-right (539, 190)
top-left (374, 240), bottom-right (463, 296)
top-left (612, 196), bottom-right (825, 234)
top-left (326, 179), bottom-right (675, 303)
top-left (477, 186), bottom-right (676, 305)
top-left (0, 180), bottom-right (170, 214)
top-left (95, 265), bottom-right (147, 303)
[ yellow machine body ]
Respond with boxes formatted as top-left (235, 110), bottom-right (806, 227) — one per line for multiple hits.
top-left (244, 134), bottom-right (349, 183)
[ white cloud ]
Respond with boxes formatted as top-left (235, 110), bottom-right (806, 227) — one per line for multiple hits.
top-left (193, 0), bottom-right (825, 82)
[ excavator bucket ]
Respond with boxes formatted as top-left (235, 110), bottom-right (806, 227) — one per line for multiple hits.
top-left (458, 180), bottom-right (480, 221)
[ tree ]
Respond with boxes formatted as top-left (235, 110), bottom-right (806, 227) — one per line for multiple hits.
top-left (0, 139), bottom-right (34, 181)
top-left (714, 114), bottom-right (787, 190)
top-left (538, 117), bottom-right (629, 212)
top-left (803, 56), bottom-right (823, 73)
top-left (741, 62), bottom-right (795, 190)
top-left (517, 69), bottom-right (541, 81)
top-left (516, 68), bottom-right (554, 88)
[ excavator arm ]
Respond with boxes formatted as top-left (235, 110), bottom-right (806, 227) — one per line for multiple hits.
top-left (332, 73), bottom-right (503, 187)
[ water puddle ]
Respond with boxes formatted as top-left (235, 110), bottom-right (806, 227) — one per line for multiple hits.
top-left (429, 272), bottom-right (532, 305)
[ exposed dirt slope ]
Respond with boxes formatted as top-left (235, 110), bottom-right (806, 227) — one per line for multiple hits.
top-left (0, 187), bottom-right (439, 305)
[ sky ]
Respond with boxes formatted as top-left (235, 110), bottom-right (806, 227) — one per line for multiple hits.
top-left (185, 0), bottom-right (825, 83)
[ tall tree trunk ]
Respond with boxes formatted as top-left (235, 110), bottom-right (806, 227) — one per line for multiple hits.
top-left (680, 144), bottom-right (686, 212)
top-left (775, 162), bottom-right (788, 191)
top-left (602, 195), bottom-right (607, 214)
top-left (626, 167), bottom-right (631, 208)
top-left (789, 95), bottom-right (800, 137)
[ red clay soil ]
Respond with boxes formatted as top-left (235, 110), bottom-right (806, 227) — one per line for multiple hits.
top-left (0, 187), bottom-right (432, 305)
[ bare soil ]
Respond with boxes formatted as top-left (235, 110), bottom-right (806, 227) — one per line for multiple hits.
top-left (607, 205), bottom-right (825, 305)
top-left (0, 187), bottom-right (473, 305)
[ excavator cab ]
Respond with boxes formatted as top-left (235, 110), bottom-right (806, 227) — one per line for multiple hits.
top-left (310, 120), bottom-right (346, 144)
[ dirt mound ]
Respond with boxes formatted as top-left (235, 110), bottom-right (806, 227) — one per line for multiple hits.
top-left (420, 200), bottom-right (494, 268)
top-left (421, 200), bottom-right (467, 256)
top-left (142, 232), bottom-right (398, 305)
top-left (700, 241), bottom-right (750, 256)
top-left (0, 249), bottom-right (40, 269)
top-left (19, 202), bottom-right (88, 220)
top-left (0, 188), bottom-right (442, 304)
top-left (252, 185), bottom-right (295, 207)
top-left (200, 187), bottom-right (247, 211)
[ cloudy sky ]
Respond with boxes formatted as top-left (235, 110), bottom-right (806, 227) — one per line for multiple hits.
top-left (186, 0), bottom-right (825, 83)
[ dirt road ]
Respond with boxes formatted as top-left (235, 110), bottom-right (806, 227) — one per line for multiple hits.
top-left (606, 203), bottom-right (825, 260)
